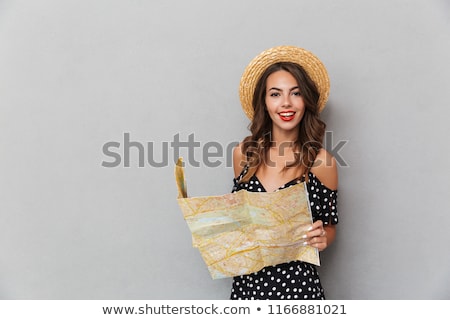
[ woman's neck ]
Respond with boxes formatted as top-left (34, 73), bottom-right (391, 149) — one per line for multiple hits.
top-left (270, 127), bottom-right (299, 145)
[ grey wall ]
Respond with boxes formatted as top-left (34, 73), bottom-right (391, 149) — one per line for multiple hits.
top-left (1, 0), bottom-right (449, 299)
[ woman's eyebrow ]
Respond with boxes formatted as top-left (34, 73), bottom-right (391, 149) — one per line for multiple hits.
top-left (268, 86), bottom-right (299, 91)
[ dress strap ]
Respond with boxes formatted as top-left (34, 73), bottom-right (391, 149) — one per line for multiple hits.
top-left (234, 164), bottom-right (249, 184)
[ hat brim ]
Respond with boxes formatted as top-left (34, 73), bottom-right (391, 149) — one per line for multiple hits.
top-left (239, 46), bottom-right (330, 120)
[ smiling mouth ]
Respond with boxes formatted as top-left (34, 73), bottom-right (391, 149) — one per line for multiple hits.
top-left (279, 111), bottom-right (296, 121)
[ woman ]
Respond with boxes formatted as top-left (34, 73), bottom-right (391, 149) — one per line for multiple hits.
top-left (230, 46), bottom-right (338, 300)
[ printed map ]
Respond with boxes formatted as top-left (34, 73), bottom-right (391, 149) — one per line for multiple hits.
top-left (175, 158), bottom-right (319, 279)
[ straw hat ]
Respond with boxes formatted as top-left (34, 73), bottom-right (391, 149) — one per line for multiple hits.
top-left (239, 45), bottom-right (330, 119)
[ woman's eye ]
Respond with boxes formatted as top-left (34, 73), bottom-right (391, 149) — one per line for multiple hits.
top-left (292, 91), bottom-right (301, 96)
top-left (269, 92), bottom-right (280, 97)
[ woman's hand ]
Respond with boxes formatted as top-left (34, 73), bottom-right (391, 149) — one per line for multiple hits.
top-left (304, 220), bottom-right (329, 252)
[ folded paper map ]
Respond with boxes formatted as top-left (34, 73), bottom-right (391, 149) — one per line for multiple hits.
top-left (175, 158), bottom-right (319, 279)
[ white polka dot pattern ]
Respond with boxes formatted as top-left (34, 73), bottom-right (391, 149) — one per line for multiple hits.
top-left (229, 167), bottom-right (338, 300)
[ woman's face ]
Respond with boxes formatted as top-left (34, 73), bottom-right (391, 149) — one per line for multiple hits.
top-left (265, 70), bottom-right (305, 136)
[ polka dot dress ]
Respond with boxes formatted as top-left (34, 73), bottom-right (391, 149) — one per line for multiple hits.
top-left (230, 167), bottom-right (338, 300)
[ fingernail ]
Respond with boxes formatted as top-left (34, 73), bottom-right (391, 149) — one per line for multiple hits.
top-left (302, 234), bottom-right (308, 239)
top-left (303, 241), bottom-right (308, 246)
top-left (307, 226), bottom-right (313, 231)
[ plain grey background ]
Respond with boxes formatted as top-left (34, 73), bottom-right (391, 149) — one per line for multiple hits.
top-left (1, 0), bottom-right (449, 299)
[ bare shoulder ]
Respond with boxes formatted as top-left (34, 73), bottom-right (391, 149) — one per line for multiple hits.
top-left (310, 148), bottom-right (338, 190)
top-left (232, 142), bottom-right (246, 178)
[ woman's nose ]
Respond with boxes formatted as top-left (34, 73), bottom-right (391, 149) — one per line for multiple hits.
top-left (282, 94), bottom-right (291, 107)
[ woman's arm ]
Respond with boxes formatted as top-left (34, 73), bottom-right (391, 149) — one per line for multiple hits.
top-left (306, 148), bottom-right (339, 251)
top-left (232, 142), bottom-right (246, 178)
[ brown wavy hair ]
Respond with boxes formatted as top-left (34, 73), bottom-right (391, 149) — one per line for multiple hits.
top-left (240, 62), bottom-right (326, 182)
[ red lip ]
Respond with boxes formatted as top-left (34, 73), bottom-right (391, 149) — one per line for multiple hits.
top-left (279, 111), bottom-right (296, 121)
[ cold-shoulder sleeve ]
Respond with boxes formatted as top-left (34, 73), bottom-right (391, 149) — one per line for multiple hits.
top-left (307, 173), bottom-right (338, 225)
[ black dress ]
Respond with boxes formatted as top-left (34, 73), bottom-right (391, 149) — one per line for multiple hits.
top-left (230, 166), bottom-right (338, 300)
